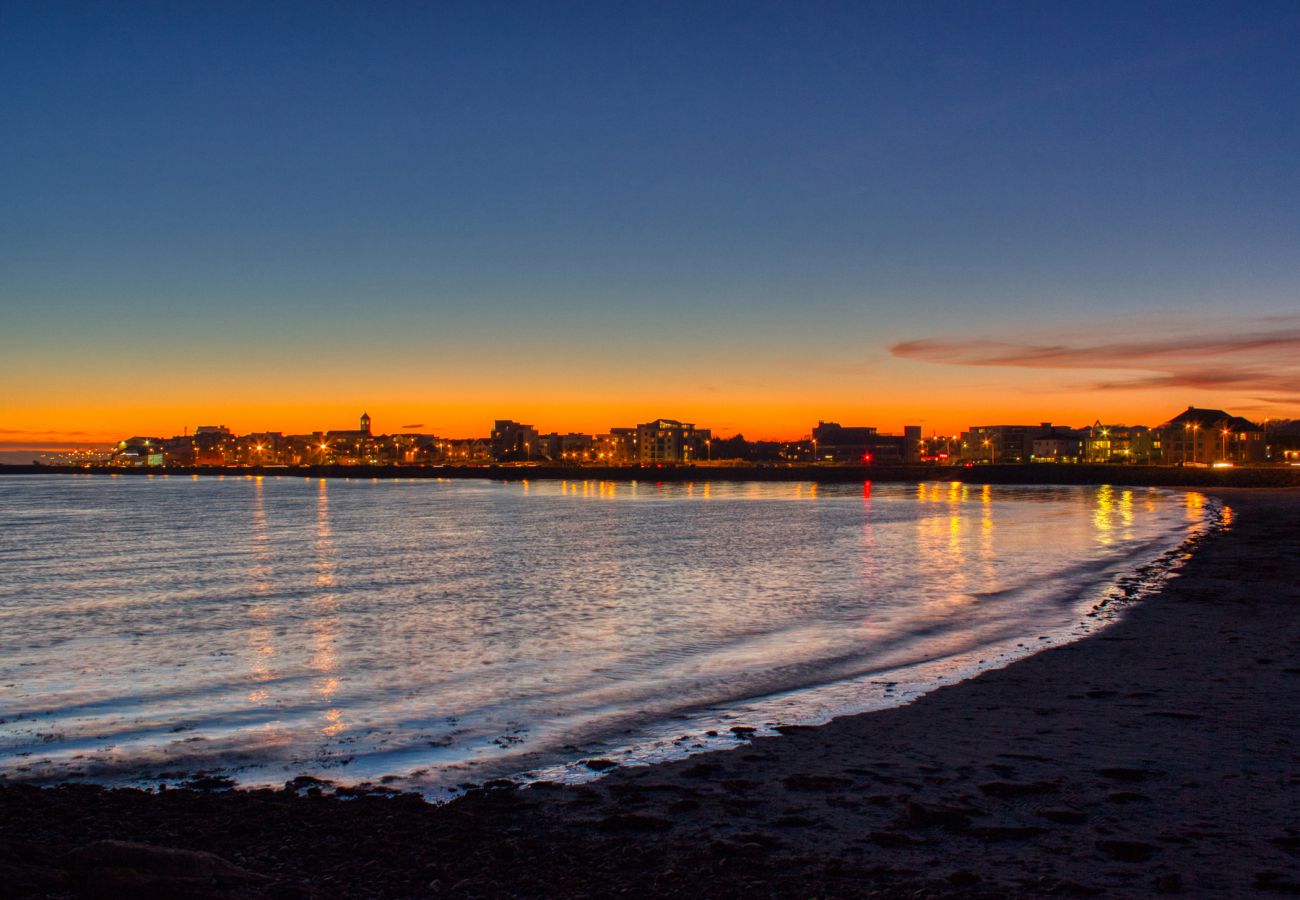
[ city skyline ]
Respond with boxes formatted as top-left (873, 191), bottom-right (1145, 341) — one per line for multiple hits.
top-left (21, 403), bottom-right (1288, 470)
top-left (4, 3), bottom-right (1299, 448)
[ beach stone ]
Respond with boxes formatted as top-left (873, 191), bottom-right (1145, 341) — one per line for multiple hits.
top-left (1097, 839), bottom-right (1159, 862)
top-left (868, 831), bottom-right (919, 847)
top-left (964, 824), bottom-right (1046, 841)
top-left (1255, 871), bottom-right (1300, 893)
top-left (782, 773), bottom-right (851, 791)
top-left (978, 780), bottom-right (1059, 797)
top-left (901, 800), bottom-right (973, 829)
top-left (65, 840), bottom-right (268, 897)
top-left (596, 813), bottom-right (671, 832)
top-left (1153, 871), bottom-right (1184, 893)
top-left (1038, 807), bottom-right (1088, 824)
top-left (1096, 766), bottom-right (1165, 782)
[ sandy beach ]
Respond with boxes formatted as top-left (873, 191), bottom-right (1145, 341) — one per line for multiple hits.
top-left (2, 487), bottom-right (1298, 898)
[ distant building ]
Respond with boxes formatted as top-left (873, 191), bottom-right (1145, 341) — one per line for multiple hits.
top-left (636, 419), bottom-right (711, 463)
top-left (321, 413), bottom-right (378, 463)
top-left (112, 436), bottom-right (165, 467)
top-left (810, 421), bottom-right (922, 464)
top-left (872, 425), bottom-right (922, 464)
top-left (590, 429), bottom-right (636, 463)
top-left (1031, 430), bottom-right (1087, 462)
top-left (444, 437), bottom-right (492, 463)
top-left (233, 432), bottom-right (287, 465)
top-left (491, 420), bottom-right (540, 461)
top-left (811, 421), bottom-right (876, 463)
top-left (960, 423), bottom-right (1081, 464)
top-left (191, 426), bottom-right (235, 466)
top-left (1085, 422), bottom-right (1156, 464)
top-left (285, 432), bottom-right (333, 465)
top-left (529, 431), bottom-right (597, 462)
top-left (1155, 407), bottom-right (1265, 464)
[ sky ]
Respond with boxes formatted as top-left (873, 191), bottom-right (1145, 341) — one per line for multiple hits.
top-left (2, 1), bottom-right (1299, 448)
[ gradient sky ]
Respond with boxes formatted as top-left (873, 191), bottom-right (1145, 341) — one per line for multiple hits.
top-left (3, 1), bottom-right (1299, 447)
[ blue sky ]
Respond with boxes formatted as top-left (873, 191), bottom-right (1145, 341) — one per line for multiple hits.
top-left (2, 1), bottom-right (1298, 442)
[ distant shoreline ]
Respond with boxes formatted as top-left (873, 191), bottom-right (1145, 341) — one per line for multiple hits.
top-left (3, 461), bottom-right (1300, 488)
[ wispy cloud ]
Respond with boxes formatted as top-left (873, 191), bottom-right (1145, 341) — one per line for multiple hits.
top-left (890, 318), bottom-right (1300, 403)
top-left (0, 428), bottom-right (95, 437)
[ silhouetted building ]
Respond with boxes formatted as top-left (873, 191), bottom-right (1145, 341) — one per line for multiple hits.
top-left (811, 421), bottom-right (876, 462)
top-left (960, 423), bottom-right (1080, 463)
top-left (111, 436), bottom-right (166, 467)
top-left (1156, 407), bottom-right (1265, 464)
top-left (191, 426), bottom-right (234, 466)
top-left (1085, 422), bottom-right (1156, 463)
top-left (636, 419), bottom-right (710, 463)
top-left (491, 420), bottom-right (540, 460)
top-left (1031, 429), bottom-right (1087, 462)
top-left (234, 432), bottom-right (287, 465)
top-left (809, 421), bottom-right (922, 464)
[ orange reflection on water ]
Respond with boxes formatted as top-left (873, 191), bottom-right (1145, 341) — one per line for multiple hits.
top-left (314, 480), bottom-right (336, 587)
top-left (913, 483), bottom-right (969, 602)
top-left (322, 707), bottom-right (345, 736)
top-left (860, 481), bottom-right (876, 575)
top-left (1093, 485), bottom-right (1116, 545)
top-left (242, 477), bottom-right (279, 690)
top-left (311, 479), bottom-right (343, 734)
top-left (1183, 491), bottom-right (1207, 533)
top-left (249, 477), bottom-right (271, 595)
top-left (246, 626), bottom-right (277, 685)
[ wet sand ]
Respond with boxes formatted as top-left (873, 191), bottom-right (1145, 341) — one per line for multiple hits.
top-left (2, 488), bottom-right (1298, 898)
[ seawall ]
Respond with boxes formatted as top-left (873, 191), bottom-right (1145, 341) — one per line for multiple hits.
top-left (4, 462), bottom-right (1300, 487)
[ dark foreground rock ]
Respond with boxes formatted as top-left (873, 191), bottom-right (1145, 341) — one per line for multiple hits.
top-left (2, 488), bottom-right (1298, 898)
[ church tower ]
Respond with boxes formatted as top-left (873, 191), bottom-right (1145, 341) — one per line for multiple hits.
top-left (360, 411), bottom-right (371, 436)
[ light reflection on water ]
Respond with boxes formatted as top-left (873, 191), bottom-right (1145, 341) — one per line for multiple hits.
top-left (0, 476), bottom-right (1210, 794)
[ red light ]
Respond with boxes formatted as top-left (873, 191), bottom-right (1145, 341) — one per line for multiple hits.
top-left (861, 453), bottom-right (873, 463)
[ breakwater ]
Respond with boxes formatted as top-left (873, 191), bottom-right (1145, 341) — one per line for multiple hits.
top-left (4, 462), bottom-right (1300, 487)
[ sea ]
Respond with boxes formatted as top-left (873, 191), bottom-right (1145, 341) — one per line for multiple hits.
top-left (0, 474), bottom-right (1214, 797)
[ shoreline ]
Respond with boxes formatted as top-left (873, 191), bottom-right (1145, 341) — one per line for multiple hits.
top-left (2, 488), bottom-right (1299, 897)
top-left (4, 461), bottom-right (1300, 488)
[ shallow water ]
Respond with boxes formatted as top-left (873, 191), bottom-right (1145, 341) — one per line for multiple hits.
top-left (0, 475), bottom-right (1209, 795)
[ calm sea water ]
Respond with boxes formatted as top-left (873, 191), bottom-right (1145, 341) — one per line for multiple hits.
top-left (0, 475), bottom-right (1210, 795)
